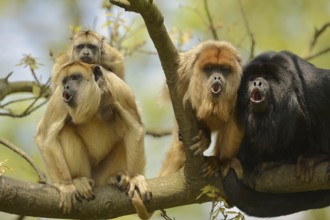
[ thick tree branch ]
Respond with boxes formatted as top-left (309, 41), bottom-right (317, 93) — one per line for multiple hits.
top-left (0, 163), bottom-right (329, 218)
top-left (110, 0), bottom-right (203, 179)
top-left (0, 80), bottom-right (50, 101)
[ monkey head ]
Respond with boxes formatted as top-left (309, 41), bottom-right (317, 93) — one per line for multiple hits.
top-left (180, 41), bottom-right (242, 122)
top-left (58, 62), bottom-right (104, 124)
top-left (71, 31), bottom-right (104, 64)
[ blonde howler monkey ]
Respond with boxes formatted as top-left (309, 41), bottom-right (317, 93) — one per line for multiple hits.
top-left (51, 30), bottom-right (124, 90)
top-left (35, 62), bottom-right (151, 219)
top-left (158, 40), bottom-right (243, 178)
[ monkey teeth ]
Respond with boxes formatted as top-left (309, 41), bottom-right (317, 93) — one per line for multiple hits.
top-left (211, 82), bottom-right (222, 94)
top-left (62, 91), bottom-right (72, 102)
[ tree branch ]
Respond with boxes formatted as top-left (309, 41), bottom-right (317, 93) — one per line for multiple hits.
top-left (110, 0), bottom-right (203, 180)
top-left (203, 0), bottom-right (219, 40)
top-left (0, 138), bottom-right (47, 183)
top-left (0, 163), bottom-right (329, 218)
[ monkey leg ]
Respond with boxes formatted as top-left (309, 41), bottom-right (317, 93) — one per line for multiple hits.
top-left (58, 126), bottom-right (93, 211)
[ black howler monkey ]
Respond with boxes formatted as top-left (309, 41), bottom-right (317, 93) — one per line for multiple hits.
top-left (223, 51), bottom-right (330, 217)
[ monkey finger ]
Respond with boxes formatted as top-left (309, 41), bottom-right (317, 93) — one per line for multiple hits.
top-left (189, 143), bottom-right (204, 156)
top-left (118, 175), bottom-right (130, 190)
top-left (128, 186), bottom-right (135, 198)
top-left (192, 130), bottom-right (202, 142)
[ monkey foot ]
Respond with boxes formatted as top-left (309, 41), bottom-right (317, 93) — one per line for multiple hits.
top-left (219, 158), bottom-right (243, 179)
top-left (128, 175), bottom-right (152, 202)
top-left (73, 177), bottom-right (95, 201)
top-left (201, 156), bottom-right (220, 178)
top-left (189, 130), bottom-right (211, 156)
top-left (55, 183), bottom-right (77, 214)
top-left (296, 154), bottom-right (328, 182)
top-left (108, 174), bottom-right (130, 191)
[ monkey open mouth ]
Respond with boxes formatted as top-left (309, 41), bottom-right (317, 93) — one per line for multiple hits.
top-left (62, 91), bottom-right (73, 102)
top-left (250, 88), bottom-right (265, 103)
top-left (211, 81), bottom-right (222, 94)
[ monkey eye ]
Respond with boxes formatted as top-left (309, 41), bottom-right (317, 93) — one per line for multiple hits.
top-left (70, 74), bottom-right (82, 81)
top-left (220, 66), bottom-right (232, 74)
top-left (87, 44), bottom-right (97, 50)
top-left (76, 44), bottom-right (84, 49)
top-left (203, 65), bottom-right (215, 74)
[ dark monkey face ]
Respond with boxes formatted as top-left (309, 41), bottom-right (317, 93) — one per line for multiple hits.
top-left (248, 77), bottom-right (270, 112)
top-left (62, 74), bottom-right (82, 107)
top-left (203, 64), bottom-right (231, 99)
top-left (61, 65), bottom-right (103, 107)
top-left (75, 43), bottom-right (99, 63)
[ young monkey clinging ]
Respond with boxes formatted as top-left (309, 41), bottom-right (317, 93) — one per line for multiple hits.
top-left (51, 30), bottom-right (125, 90)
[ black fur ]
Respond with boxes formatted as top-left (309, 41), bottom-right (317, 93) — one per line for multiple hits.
top-left (223, 51), bottom-right (330, 217)
top-left (223, 170), bottom-right (330, 217)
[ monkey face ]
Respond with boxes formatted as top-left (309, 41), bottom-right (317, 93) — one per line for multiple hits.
top-left (62, 74), bottom-right (82, 107)
top-left (182, 42), bottom-right (241, 122)
top-left (247, 77), bottom-right (270, 112)
top-left (72, 31), bottom-right (103, 64)
top-left (58, 63), bottom-right (102, 123)
top-left (75, 43), bottom-right (99, 63)
top-left (203, 64), bottom-right (232, 100)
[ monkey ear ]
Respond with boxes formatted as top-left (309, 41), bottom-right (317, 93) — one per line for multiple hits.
top-left (92, 65), bottom-right (103, 81)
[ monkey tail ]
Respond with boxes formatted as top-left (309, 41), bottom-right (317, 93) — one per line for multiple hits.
top-left (222, 169), bottom-right (330, 217)
top-left (131, 193), bottom-right (153, 220)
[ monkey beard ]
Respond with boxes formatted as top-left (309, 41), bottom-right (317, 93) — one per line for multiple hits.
top-left (67, 81), bottom-right (101, 124)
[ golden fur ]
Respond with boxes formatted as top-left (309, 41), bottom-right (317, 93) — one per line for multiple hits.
top-left (52, 30), bottom-right (124, 90)
top-left (35, 62), bottom-right (151, 219)
top-left (159, 40), bottom-right (243, 177)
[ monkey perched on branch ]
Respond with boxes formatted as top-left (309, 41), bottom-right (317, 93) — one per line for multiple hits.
top-left (35, 62), bottom-right (151, 219)
top-left (222, 51), bottom-right (330, 217)
top-left (52, 30), bottom-right (125, 90)
top-left (159, 40), bottom-right (243, 178)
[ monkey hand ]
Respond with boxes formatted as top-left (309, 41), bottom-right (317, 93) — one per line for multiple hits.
top-left (189, 129), bottom-right (211, 156)
top-left (73, 177), bottom-right (95, 202)
top-left (108, 174), bottom-right (130, 191)
top-left (128, 175), bottom-right (152, 202)
top-left (55, 183), bottom-right (77, 214)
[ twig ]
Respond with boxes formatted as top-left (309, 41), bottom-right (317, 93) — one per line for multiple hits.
top-left (203, 0), bottom-right (219, 40)
top-left (160, 209), bottom-right (175, 220)
top-left (237, 0), bottom-right (255, 60)
top-left (0, 138), bottom-right (47, 183)
top-left (145, 128), bottom-right (172, 137)
top-left (304, 46), bottom-right (330, 61)
top-left (308, 22), bottom-right (330, 54)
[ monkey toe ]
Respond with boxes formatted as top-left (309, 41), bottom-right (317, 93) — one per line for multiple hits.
top-left (189, 130), bottom-right (211, 156)
top-left (201, 156), bottom-right (220, 178)
top-left (296, 155), bottom-right (315, 182)
top-left (73, 177), bottom-right (95, 201)
top-left (57, 183), bottom-right (77, 214)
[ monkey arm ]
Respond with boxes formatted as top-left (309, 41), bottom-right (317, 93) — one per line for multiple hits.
top-left (35, 89), bottom-right (72, 184)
